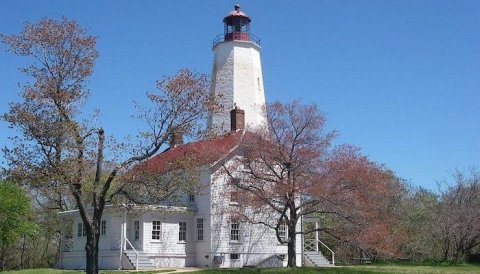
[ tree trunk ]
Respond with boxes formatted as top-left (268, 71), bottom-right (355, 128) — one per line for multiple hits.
top-left (443, 239), bottom-right (450, 261)
top-left (20, 234), bottom-right (26, 269)
top-left (85, 223), bottom-right (100, 274)
top-left (0, 248), bottom-right (5, 271)
top-left (287, 225), bottom-right (296, 267)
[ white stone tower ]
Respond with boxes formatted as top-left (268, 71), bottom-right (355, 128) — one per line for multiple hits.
top-left (208, 4), bottom-right (267, 133)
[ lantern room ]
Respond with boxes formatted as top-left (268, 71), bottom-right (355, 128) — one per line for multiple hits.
top-left (223, 4), bottom-right (251, 42)
top-left (213, 4), bottom-right (260, 47)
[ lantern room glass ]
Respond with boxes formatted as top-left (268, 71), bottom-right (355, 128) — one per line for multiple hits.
top-left (224, 17), bottom-right (250, 42)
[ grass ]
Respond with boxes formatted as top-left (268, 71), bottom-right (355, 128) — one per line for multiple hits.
top-left (3, 270), bottom-right (80, 274)
top-left (345, 264), bottom-right (480, 273)
top-left (4, 264), bottom-right (480, 274)
top-left (195, 264), bottom-right (480, 274)
top-left (3, 269), bottom-right (174, 274)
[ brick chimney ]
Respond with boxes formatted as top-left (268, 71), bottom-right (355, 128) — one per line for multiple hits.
top-left (230, 106), bottom-right (245, 131)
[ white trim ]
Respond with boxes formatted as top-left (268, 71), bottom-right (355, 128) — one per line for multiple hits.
top-left (58, 204), bottom-right (195, 218)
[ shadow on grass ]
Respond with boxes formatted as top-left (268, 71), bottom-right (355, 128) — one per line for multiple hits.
top-left (195, 267), bottom-right (379, 274)
top-left (195, 264), bottom-right (480, 274)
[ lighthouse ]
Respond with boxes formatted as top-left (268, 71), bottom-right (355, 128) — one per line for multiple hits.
top-left (208, 4), bottom-right (267, 133)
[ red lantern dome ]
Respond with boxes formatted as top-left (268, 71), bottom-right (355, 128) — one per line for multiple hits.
top-left (223, 4), bottom-right (251, 42)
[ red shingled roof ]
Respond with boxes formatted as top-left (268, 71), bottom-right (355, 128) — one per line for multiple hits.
top-left (136, 130), bottom-right (246, 174)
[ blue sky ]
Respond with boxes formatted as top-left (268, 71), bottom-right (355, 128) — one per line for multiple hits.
top-left (1, 1), bottom-right (479, 190)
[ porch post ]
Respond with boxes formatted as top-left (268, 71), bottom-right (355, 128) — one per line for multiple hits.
top-left (300, 215), bottom-right (304, 266)
top-left (315, 221), bottom-right (319, 252)
top-left (122, 210), bottom-right (127, 249)
top-left (119, 209), bottom-right (125, 270)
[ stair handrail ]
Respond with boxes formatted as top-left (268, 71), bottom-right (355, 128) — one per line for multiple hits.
top-left (318, 240), bottom-right (335, 266)
top-left (124, 237), bottom-right (139, 270)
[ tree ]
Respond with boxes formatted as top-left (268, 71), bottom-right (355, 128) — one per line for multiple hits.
top-left (2, 18), bottom-right (218, 273)
top-left (436, 168), bottom-right (480, 262)
top-left (223, 101), bottom-right (396, 266)
top-left (393, 185), bottom-right (442, 261)
top-left (0, 181), bottom-right (38, 270)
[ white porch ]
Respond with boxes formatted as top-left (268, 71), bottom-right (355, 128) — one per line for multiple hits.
top-left (301, 216), bottom-right (335, 267)
top-left (57, 205), bottom-right (197, 270)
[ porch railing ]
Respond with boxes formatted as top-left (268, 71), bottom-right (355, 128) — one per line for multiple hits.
top-left (62, 237), bottom-right (73, 252)
top-left (124, 237), bottom-right (138, 270)
top-left (304, 238), bottom-right (335, 266)
top-left (212, 33), bottom-right (261, 48)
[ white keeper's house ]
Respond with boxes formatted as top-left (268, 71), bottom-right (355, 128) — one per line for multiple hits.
top-left (57, 5), bottom-right (333, 270)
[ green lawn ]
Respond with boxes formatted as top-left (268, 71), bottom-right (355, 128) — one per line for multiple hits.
top-left (3, 270), bottom-right (80, 274)
top-left (2, 270), bottom-right (174, 274)
top-left (194, 265), bottom-right (480, 274)
top-left (4, 265), bottom-right (480, 274)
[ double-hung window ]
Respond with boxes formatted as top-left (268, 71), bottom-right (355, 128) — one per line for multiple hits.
top-left (278, 221), bottom-right (287, 242)
top-left (196, 218), bottom-right (204, 241)
top-left (230, 219), bottom-right (240, 241)
top-left (152, 221), bottom-right (161, 240)
top-left (179, 222), bottom-right (187, 242)
top-left (77, 223), bottom-right (86, 237)
top-left (100, 220), bottom-right (107, 236)
top-left (134, 220), bottom-right (140, 240)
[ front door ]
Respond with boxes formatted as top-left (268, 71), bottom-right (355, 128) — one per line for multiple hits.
top-left (131, 219), bottom-right (142, 250)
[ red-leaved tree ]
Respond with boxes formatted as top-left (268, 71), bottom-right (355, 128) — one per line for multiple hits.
top-left (223, 101), bottom-right (398, 266)
top-left (2, 18), bottom-right (218, 273)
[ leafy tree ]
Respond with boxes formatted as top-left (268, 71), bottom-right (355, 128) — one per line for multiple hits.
top-left (391, 168), bottom-right (480, 263)
top-left (0, 181), bottom-right (38, 270)
top-left (2, 18), bottom-right (218, 274)
top-left (223, 101), bottom-right (397, 266)
top-left (0, 205), bottom-right (59, 270)
top-left (394, 186), bottom-right (442, 261)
